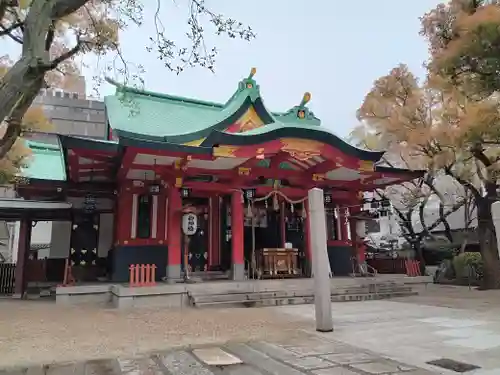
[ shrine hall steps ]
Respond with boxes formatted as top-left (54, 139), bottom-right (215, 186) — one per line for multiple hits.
top-left (187, 282), bottom-right (418, 308)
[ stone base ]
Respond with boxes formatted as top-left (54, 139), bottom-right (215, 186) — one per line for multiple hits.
top-left (110, 284), bottom-right (187, 309)
top-left (231, 263), bottom-right (245, 281)
top-left (166, 264), bottom-right (181, 282)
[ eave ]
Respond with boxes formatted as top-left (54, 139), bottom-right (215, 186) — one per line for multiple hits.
top-left (200, 127), bottom-right (385, 162)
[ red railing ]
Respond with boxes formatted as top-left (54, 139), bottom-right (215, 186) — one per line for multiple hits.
top-left (59, 259), bottom-right (75, 287)
top-left (129, 264), bottom-right (157, 287)
top-left (367, 259), bottom-right (406, 274)
top-left (405, 259), bottom-right (421, 277)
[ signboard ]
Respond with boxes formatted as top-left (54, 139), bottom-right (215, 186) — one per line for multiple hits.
top-left (182, 213), bottom-right (197, 235)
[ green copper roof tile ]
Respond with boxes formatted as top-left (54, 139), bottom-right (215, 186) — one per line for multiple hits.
top-left (104, 71), bottom-right (268, 141)
top-left (22, 140), bottom-right (66, 181)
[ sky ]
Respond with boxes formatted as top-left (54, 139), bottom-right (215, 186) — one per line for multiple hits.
top-left (5, 0), bottom-right (443, 138)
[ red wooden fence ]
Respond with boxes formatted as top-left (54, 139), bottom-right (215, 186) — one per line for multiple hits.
top-left (129, 264), bottom-right (157, 287)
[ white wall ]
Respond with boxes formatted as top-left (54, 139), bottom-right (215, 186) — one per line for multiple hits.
top-left (49, 221), bottom-right (72, 258)
top-left (97, 213), bottom-right (114, 257)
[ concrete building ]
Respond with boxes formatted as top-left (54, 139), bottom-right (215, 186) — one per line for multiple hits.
top-left (34, 78), bottom-right (107, 138)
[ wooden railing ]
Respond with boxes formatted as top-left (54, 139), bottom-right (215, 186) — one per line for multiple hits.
top-left (366, 259), bottom-right (406, 274)
top-left (0, 263), bottom-right (16, 295)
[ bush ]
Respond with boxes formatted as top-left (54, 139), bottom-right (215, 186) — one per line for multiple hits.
top-left (453, 252), bottom-right (483, 281)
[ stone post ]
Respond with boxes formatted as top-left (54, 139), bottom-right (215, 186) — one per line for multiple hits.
top-left (308, 188), bottom-right (333, 332)
top-left (491, 201), bottom-right (500, 260)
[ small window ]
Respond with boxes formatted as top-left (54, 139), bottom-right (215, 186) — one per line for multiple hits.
top-left (136, 195), bottom-right (152, 238)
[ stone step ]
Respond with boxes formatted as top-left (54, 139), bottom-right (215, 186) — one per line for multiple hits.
top-left (189, 285), bottom-right (413, 304)
top-left (192, 290), bottom-right (418, 307)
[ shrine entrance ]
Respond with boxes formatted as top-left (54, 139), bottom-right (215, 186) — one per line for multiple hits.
top-left (181, 198), bottom-right (210, 273)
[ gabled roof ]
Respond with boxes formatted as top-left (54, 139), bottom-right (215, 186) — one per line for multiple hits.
top-left (104, 69), bottom-right (277, 143)
top-left (21, 139), bottom-right (66, 181)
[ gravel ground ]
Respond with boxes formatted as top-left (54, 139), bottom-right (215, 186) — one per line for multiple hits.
top-left (397, 283), bottom-right (500, 312)
top-left (0, 300), bottom-right (310, 368)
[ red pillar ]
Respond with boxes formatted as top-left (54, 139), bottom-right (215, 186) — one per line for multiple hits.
top-left (209, 195), bottom-right (220, 269)
top-left (231, 190), bottom-right (244, 280)
top-left (167, 187), bottom-right (182, 280)
top-left (14, 218), bottom-right (31, 298)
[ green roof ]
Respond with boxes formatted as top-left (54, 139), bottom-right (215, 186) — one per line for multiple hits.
top-left (104, 70), bottom-right (322, 143)
top-left (22, 140), bottom-right (66, 181)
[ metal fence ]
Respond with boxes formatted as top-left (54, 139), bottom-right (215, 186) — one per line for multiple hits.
top-left (0, 263), bottom-right (15, 295)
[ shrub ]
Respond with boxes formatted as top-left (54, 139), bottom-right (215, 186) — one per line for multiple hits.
top-left (453, 252), bottom-right (483, 281)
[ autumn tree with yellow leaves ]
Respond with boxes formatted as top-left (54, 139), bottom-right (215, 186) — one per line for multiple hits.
top-left (355, 0), bottom-right (500, 289)
top-left (0, 0), bottom-right (255, 166)
top-left (0, 55), bottom-right (52, 184)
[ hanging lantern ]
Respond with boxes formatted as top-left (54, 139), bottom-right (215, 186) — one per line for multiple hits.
top-left (83, 194), bottom-right (96, 213)
top-left (273, 193), bottom-right (279, 211)
top-left (265, 199), bottom-right (268, 209)
top-left (246, 200), bottom-right (253, 218)
top-left (344, 207), bottom-right (350, 225)
top-left (290, 203), bottom-right (294, 213)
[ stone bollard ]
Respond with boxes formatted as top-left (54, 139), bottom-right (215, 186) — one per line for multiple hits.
top-left (308, 188), bottom-right (333, 332)
top-left (491, 201), bottom-right (500, 260)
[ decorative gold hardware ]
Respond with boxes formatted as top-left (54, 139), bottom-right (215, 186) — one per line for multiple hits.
top-left (312, 174), bottom-right (325, 181)
top-left (213, 145), bottom-right (238, 158)
top-left (280, 138), bottom-right (322, 161)
top-left (174, 159), bottom-right (182, 170)
top-left (358, 160), bottom-right (374, 172)
top-left (175, 177), bottom-right (183, 188)
top-left (238, 167), bottom-right (251, 176)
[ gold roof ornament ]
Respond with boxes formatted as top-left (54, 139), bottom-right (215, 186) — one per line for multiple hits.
top-left (248, 67), bottom-right (257, 80)
top-left (300, 92), bottom-right (311, 107)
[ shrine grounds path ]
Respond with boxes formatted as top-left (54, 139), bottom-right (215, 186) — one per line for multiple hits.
top-left (1, 284), bottom-right (500, 373)
top-left (0, 300), bottom-right (310, 368)
top-left (276, 284), bottom-right (500, 374)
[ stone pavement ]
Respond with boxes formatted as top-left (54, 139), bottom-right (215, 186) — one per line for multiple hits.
top-left (274, 299), bottom-right (500, 375)
top-left (0, 335), bottom-right (435, 375)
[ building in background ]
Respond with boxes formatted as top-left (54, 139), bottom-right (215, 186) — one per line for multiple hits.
top-left (1, 77), bottom-right (107, 263)
top-left (34, 77), bottom-right (107, 139)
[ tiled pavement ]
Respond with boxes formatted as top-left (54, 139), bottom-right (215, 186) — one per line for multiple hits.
top-left (0, 336), bottom-right (436, 375)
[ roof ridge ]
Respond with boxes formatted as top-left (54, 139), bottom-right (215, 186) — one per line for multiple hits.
top-left (105, 77), bottom-right (224, 109)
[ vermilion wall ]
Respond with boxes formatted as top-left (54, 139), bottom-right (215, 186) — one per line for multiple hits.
top-left (114, 184), bottom-right (168, 247)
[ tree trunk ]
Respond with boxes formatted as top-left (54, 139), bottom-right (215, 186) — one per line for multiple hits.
top-left (476, 196), bottom-right (500, 289)
top-left (0, 58), bottom-right (45, 159)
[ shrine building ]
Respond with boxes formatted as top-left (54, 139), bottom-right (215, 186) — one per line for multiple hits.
top-left (12, 68), bottom-right (422, 287)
